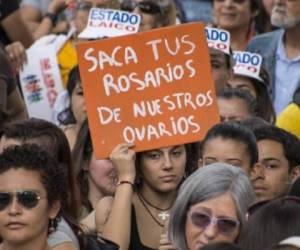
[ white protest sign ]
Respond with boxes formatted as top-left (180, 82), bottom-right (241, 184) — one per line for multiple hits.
top-left (233, 51), bottom-right (263, 82)
top-left (78, 8), bottom-right (141, 39)
top-left (205, 27), bottom-right (231, 55)
top-left (19, 46), bottom-right (64, 122)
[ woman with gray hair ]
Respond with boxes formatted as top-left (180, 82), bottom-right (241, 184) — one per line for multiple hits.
top-left (167, 163), bottom-right (255, 250)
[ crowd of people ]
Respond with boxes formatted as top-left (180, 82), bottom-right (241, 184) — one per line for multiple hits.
top-left (0, 0), bottom-right (300, 249)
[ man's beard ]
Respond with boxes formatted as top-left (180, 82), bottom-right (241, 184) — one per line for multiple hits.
top-left (271, 5), bottom-right (300, 28)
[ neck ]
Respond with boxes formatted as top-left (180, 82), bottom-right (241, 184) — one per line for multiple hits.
top-left (139, 186), bottom-right (177, 210)
top-left (228, 24), bottom-right (252, 51)
top-left (88, 177), bottom-right (105, 209)
top-left (1, 238), bottom-right (49, 250)
top-left (284, 25), bottom-right (300, 59)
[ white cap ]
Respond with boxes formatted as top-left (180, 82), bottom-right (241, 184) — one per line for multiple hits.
top-left (205, 27), bottom-right (231, 55)
top-left (280, 236), bottom-right (300, 247)
top-left (233, 51), bottom-right (263, 82)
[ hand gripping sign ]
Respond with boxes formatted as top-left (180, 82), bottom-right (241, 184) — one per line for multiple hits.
top-left (205, 27), bottom-right (231, 55)
top-left (78, 8), bottom-right (141, 39)
top-left (77, 22), bottom-right (220, 158)
top-left (233, 51), bottom-right (263, 82)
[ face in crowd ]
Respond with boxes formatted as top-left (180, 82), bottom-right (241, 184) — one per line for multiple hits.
top-left (209, 48), bottom-right (233, 93)
top-left (212, 0), bottom-right (257, 31)
top-left (218, 96), bottom-right (253, 122)
top-left (271, 0), bottom-right (300, 28)
top-left (186, 192), bottom-right (240, 249)
top-left (251, 126), bottom-right (300, 203)
top-left (200, 136), bottom-right (252, 175)
top-left (199, 123), bottom-right (258, 176)
top-left (168, 163), bottom-right (254, 250)
top-left (85, 153), bottom-right (116, 197)
top-left (0, 145), bottom-right (63, 249)
top-left (227, 76), bottom-right (257, 98)
top-left (138, 145), bottom-right (187, 193)
top-left (70, 81), bottom-right (87, 126)
top-left (252, 139), bottom-right (292, 202)
top-left (0, 169), bottom-right (60, 247)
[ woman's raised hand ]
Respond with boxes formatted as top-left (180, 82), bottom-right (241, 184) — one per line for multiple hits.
top-left (109, 143), bottom-right (136, 184)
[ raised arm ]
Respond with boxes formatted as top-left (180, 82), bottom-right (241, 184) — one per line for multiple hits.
top-left (101, 143), bottom-right (136, 250)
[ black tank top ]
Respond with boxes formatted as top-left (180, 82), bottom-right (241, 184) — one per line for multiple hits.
top-left (129, 206), bottom-right (157, 250)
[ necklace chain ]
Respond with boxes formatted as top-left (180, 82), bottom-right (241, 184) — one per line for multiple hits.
top-left (137, 192), bottom-right (168, 228)
top-left (138, 191), bottom-right (173, 211)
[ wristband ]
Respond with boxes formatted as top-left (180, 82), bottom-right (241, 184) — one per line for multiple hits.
top-left (116, 180), bottom-right (134, 188)
top-left (44, 12), bottom-right (58, 25)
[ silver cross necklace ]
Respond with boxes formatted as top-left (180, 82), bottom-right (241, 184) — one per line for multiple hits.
top-left (137, 192), bottom-right (173, 227)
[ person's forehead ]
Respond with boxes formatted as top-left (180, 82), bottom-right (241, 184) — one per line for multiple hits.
top-left (210, 49), bottom-right (227, 61)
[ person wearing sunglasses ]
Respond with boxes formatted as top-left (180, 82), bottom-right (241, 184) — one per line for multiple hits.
top-left (120, 0), bottom-right (176, 32)
top-left (0, 118), bottom-right (81, 250)
top-left (211, 0), bottom-right (259, 51)
top-left (0, 144), bottom-right (67, 250)
top-left (167, 162), bottom-right (255, 250)
top-left (239, 196), bottom-right (300, 250)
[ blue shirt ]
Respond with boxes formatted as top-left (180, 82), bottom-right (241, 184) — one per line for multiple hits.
top-left (274, 33), bottom-right (300, 115)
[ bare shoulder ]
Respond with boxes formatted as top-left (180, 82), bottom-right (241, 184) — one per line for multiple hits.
top-left (51, 242), bottom-right (77, 250)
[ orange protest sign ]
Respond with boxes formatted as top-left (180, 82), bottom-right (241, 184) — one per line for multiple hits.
top-left (77, 22), bottom-right (220, 158)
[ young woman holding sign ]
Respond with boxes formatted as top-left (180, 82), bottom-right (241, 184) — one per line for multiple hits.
top-left (97, 142), bottom-right (199, 250)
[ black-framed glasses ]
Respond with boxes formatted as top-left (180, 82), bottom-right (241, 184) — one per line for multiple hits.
top-left (189, 208), bottom-right (240, 235)
top-left (121, 1), bottom-right (163, 14)
top-left (0, 190), bottom-right (46, 210)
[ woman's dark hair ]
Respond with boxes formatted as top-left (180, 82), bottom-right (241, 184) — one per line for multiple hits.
top-left (135, 141), bottom-right (200, 186)
top-left (0, 144), bottom-right (68, 211)
top-left (249, 67), bottom-right (276, 124)
top-left (58, 65), bottom-right (81, 125)
top-left (218, 87), bottom-right (258, 118)
top-left (239, 197), bottom-right (300, 250)
top-left (72, 119), bottom-right (94, 212)
top-left (253, 125), bottom-right (300, 172)
top-left (201, 122), bottom-right (258, 168)
top-left (0, 118), bottom-right (80, 219)
top-left (254, 0), bottom-right (278, 34)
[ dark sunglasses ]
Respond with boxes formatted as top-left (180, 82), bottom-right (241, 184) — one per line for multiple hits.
top-left (247, 196), bottom-right (300, 218)
top-left (0, 190), bottom-right (45, 210)
top-left (189, 208), bottom-right (240, 235)
top-left (121, 1), bottom-right (162, 14)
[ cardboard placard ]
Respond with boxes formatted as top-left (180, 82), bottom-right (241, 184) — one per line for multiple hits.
top-left (205, 27), bottom-right (231, 55)
top-left (233, 51), bottom-right (263, 82)
top-left (78, 8), bottom-right (140, 39)
top-left (77, 22), bottom-right (220, 158)
top-left (19, 46), bottom-right (64, 122)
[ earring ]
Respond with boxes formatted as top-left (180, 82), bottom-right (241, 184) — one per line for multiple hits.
top-left (48, 219), bottom-right (56, 234)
